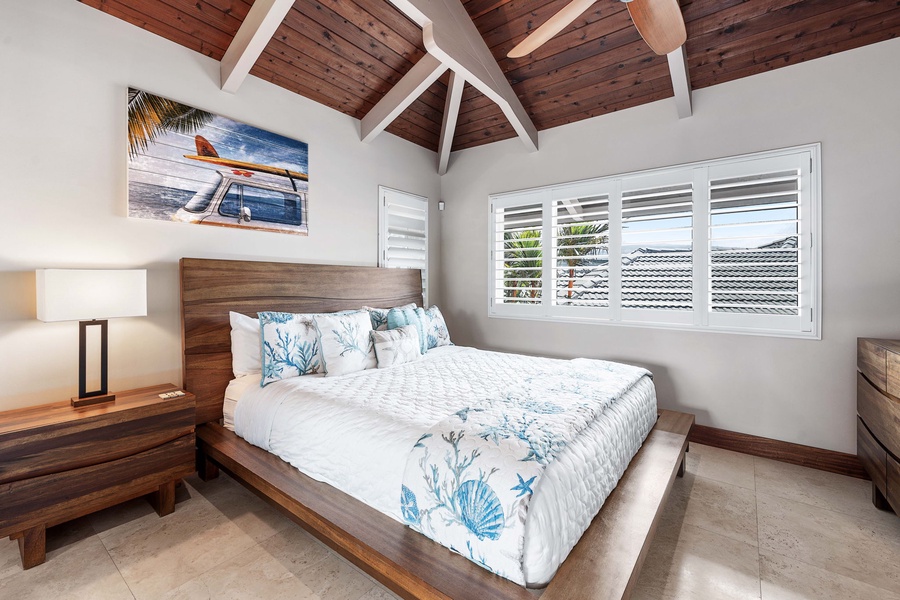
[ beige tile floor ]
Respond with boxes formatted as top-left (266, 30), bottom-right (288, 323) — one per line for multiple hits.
top-left (2, 443), bottom-right (898, 599)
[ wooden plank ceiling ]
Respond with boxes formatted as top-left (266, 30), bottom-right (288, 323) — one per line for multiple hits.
top-left (81, 0), bottom-right (900, 153)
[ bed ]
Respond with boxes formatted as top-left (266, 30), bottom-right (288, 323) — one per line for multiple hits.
top-left (181, 257), bottom-right (694, 600)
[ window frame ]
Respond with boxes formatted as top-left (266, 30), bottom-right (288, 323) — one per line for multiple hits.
top-left (487, 144), bottom-right (822, 339)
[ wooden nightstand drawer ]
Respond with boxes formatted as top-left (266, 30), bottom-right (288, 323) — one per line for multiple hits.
top-left (858, 372), bottom-right (900, 459)
top-left (0, 384), bottom-right (196, 569)
top-left (0, 435), bottom-right (194, 537)
top-left (0, 389), bottom-right (194, 485)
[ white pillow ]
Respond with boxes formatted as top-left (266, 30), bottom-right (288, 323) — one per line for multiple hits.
top-left (371, 325), bottom-right (422, 368)
top-left (229, 311), bottom-right (261, 377)
top-left (314, 311), bottom-right (376, 377)
top-left (258, 311), bottom-right (324, 386)
top-left (363, 303), bottom-right (417, 331)
top-left (423, 306), bottom-right (452, 349)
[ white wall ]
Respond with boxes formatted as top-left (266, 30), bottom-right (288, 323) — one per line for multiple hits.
top-left (439, 38), bottom-right (900, 454)
top-left (0, 0), bottom-right (441, 411)
top-left (3, 2), bottom-right (898, 454)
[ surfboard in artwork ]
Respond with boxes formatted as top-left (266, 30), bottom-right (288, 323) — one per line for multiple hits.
top-left (127, 88), bottom-right (310, 236)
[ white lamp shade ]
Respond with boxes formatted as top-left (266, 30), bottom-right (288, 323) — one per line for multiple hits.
top-left (36, 269), bottom-right (147, 322)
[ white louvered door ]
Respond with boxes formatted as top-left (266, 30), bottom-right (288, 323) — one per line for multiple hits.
top-left (379, 186), bottom-right (428, 304)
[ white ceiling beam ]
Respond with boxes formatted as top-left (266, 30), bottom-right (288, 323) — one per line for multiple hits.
top-left (388, 0), bottom-right (539, 152)
top-left (220, 0), bottom-right (295, 94)
top-left (438, 71), bottom-right (465, 175)
top-left (360, 54), bottom-right (447, 143)
top-left (666, 45), bottom-right (692, 119)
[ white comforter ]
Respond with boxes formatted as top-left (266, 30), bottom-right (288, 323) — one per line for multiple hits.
top-left (233, 346), bottom-right (657, 586)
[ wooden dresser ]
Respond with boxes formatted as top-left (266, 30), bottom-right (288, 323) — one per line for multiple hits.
top-left (0, 384), bottom-right (195, 568)
top-left (857, 338), bottom-right (900, 513)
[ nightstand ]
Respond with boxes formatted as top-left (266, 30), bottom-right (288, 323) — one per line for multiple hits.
top-left (0, 384), bottom-right (196, 569)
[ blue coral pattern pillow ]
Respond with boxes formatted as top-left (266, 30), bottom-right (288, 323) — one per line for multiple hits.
top-left (371, 325), bottom-right (422, 368)
top-left (314, 311), bottom-right (377, 377)
top-left (423, 306), bottom-right (452, 350)
top-left (258, 312), bottom-right (322, 386)
top-left (363, 303), bottom-right (417, 331)
top-left (387, 306), bottom-right (428, 354)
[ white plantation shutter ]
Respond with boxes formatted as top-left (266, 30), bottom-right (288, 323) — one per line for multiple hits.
top-left (705, 152), bottom-right (814, 334)
top-left (491, 192), bottom-right (545, 313)
top-left (551, 193), bottom-right (610, 314)
top-left (487, 145), bottom-right (819, 338)
top-left (379, 187), bottom-right (428, 304)
top-left (620, 175), bottom-right (694, 324)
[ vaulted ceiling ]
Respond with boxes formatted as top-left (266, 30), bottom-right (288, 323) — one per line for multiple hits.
top-left (80, 0), bottom-right (900, 154)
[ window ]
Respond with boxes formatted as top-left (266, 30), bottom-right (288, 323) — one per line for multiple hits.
top-left (219, 183), bottom-right (305, 226)
top-left (552, 193), bottom-right (610, 309)
top-left (494, 194), bottom-right (543, 306)
top-left (620, 173), bottom-right (695, 325)
top-left (489, 145), bottom-right (820, 338)
top-left (379, 186), bottom-right (429, 303)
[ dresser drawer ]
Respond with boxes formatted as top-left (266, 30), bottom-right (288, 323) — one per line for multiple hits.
top-left (857, 417), bottom-right (887, 492)
top-left (889, 351), bottom-right (900, 399)
top-left (858, 372), bottom-right (900, 458)
top-left (888, 454), bottom-right (900, 514)
top-left (859, 338), bottom-right (888, 392)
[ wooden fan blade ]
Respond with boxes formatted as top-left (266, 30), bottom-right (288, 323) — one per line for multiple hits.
top-left (626, 0), bottom-right (687, 56)
top-left (507, 0), bottom-right (598, 59)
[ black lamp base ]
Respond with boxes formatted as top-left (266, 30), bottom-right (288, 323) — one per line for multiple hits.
top-left (74, 319), bottom-right (115, 408)
top-left (71, 393), bottom-right (116, 408)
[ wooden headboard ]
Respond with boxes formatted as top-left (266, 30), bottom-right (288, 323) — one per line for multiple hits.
top-left (180, 258), bottom-right (423, 424)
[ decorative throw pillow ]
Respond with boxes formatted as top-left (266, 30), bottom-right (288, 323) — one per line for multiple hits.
top-left (314, 311), bottom-right (376, 377)
top-left (258, 311), bottom-right (323, 386)
top-left (371, 325), bottom-right (422, 368)
top-left (386, 306), bottom-right (428, 354)
top-left (363, 303), bottom-right (417, 331)
top-left (230, 311), bottom-right (261, 377)
top-left (423, 306), bottom-right (452, 349)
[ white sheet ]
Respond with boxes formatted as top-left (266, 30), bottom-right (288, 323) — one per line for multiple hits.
top-left (223, 374), bottom-right (260, 432)
top-left (232, 346), bottom-right (657, 586)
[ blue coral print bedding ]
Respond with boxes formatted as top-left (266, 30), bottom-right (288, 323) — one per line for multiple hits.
top-left (400, 359), bottom-right (649, 585)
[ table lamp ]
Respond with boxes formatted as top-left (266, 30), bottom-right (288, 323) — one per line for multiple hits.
top-left (36, 269), bottom-right (147, 407)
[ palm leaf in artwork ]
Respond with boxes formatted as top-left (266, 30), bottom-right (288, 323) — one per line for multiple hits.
top-left (127, 89), bottom-right (215, 158)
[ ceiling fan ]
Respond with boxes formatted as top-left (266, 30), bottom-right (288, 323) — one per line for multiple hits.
top-left (507, 0), bottom-right (686, 59)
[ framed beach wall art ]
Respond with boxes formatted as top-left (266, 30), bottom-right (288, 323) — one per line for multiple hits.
top-left (127, 88), bottom-right (309, 235)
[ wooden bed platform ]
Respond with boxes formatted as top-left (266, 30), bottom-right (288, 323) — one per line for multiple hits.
top-left (181, 258), bottom-right (694, 600)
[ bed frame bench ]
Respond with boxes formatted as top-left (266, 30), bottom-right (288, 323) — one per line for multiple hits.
top-left (181, 258), bottom-right (694, 600)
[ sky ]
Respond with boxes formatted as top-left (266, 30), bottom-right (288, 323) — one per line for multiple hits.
top-left (128, 94), bottom-right (309, 192)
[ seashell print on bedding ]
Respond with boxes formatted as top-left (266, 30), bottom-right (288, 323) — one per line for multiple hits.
top-left (455, 479), bottom-right (505, 541)
top-left (401, 358), bottom-right (650, 584)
